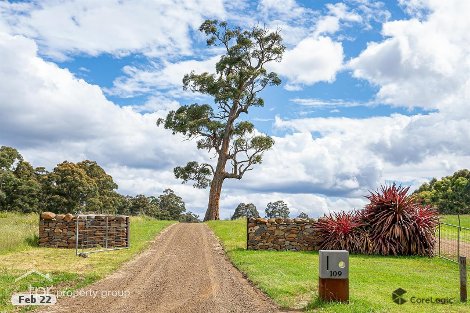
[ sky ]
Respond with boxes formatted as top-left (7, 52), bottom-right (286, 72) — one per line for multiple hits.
top-left (0, 0), bottom-right (469, 219)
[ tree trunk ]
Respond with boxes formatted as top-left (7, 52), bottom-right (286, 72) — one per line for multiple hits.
top-left (204, 107), bottom-right (237, 221)
top-left (204, 172), bottom-right (224, 221)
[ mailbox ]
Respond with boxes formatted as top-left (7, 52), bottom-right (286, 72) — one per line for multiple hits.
top-left (318, 250), bottom-right (349, 302)
top-left (319, 250), bottom-right (349, 279)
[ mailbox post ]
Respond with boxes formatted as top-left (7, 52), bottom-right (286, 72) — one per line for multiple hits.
top-left (318, 250), bottom-right (349, 302)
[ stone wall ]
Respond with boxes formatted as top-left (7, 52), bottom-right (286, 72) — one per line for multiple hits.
top-left (247, 217), bottom-right (316, 251)
top-left (39, 212), bottom-right (130, 249)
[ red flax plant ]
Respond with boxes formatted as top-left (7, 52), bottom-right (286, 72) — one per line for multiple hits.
top-left (412, 204), bottom-right (439, 256)
top-left (313, 210), bottom-right (370, 253)
top-left (363, 184), bottom-right (438, 256)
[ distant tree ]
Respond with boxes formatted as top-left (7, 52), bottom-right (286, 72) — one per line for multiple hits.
top-left (115, 194), bottom-right (132, 215)
top-left (414, 169), bottom-right (470, 214)
top-left (44, 161), bottom-right (98, 213)
top-left (231, 203), bottom-right (260, 220)
top-left (0, 147), bottom-right (43, 213)
top-left (77, 160), bottom-right (120, 214)
top-left (0, 146), bottom-right (23, 171)
top-left (297, 212), bottom-right (309, 219)
top-left (157, 20), bottom-right (285, 221)
top-left (265, 200), bottom-right (290, 218)
top-left (179, 211), bottom-right (200, 223)
top-left (128, 194), bottom-right (157, 216)
top-left (157, 189), bottom-right (186, 220)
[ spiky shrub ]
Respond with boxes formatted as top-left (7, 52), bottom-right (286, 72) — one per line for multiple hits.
top-left (313, 211), bottom-right (370, 253)
top-left (412, 204), bottom-right (439, 255)
top-left (363, 184), bottom-right (438, 256)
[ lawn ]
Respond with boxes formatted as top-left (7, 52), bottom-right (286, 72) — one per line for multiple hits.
top-left (0, 212), bottom-right (175, 312)
top-left (440, 215), bottom-right (470, 227)
top-left (207, 218), bottom-right (470, 313)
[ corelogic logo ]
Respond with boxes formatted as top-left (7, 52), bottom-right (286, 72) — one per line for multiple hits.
top-left (391, 287), bottom-right (455, 305)
top-left (392, 288), bottom-right (407, 305)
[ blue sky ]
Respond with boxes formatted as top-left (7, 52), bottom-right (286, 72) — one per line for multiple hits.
top-left (0, 0), bottom-right (469, 218)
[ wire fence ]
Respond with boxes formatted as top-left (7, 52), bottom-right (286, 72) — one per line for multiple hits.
top-left (437, 222), bottom-right (470, 263)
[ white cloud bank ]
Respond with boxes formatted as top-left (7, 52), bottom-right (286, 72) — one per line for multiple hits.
top-left (270, 36), bottom-right (344, 90)
top-left (0, 0), bottom-right (225, 60)
top-left (0, 31), bottom-right (214, 213)
top-left (348, 0), bottom-right (470, 112)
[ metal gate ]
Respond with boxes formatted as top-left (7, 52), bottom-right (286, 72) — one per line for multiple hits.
top-left (75, 214), bottom-right (130, 257)
top-left (437, 222), bottom-right (470, 263)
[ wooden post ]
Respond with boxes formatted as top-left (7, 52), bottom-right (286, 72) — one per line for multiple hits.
top-left (460, 256), bottom-right (467, 302)
top-left (75, 214), bottom-right (79, 256)
top-left (246, 218), bottom-right (249, 250)
top-left (438, 222), bottom-right (441, 257)
top-left (105, 216), bottom-right (108, 249)
top-left (126, 216), bottom-right (130, 248)
top-left (319, 278), bottom-right (349, 302)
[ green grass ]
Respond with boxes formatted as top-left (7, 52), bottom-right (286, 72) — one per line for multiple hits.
top-left (207, 219), bottom-right (470, 313)
top-left (440, 215), bottom-right (470, 228)
top-left (0, 212), bottom-right (39, 254)
top-left (0, 212), bottom-right (175, 312)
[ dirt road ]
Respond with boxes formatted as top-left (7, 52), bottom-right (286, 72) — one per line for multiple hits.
top-left (43, 223), bottom-right (278, 313)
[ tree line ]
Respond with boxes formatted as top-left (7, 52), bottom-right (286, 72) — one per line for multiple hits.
top-left (0, 146), bottom-right (199, 222)
top-left (414, 169), bottom-right (470, 214)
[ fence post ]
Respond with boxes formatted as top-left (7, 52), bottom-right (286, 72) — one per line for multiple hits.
top-left (458, 224), bottom-right (461, 263)
top-left (246, 218), bottom-right (249, 250)
top-left (460, 256), bottom-right (467, 302)
top-left (126, 216), bottom-right (130, 248)
top-left (105, 216), bottom-right (108, 249)
top-left (438, 222), bottom-right (441, 257)
top-left (75, 214), bottom-right (79, 256)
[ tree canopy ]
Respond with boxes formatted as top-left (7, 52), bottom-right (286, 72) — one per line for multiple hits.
top-left (265, 200), bottom-right (290, 218)
top-left (231, 202), bottom-right (260, 220)
top-left (414, 169), bottom-right (470, 214)
top-left (158, 20), bottom-right (285, 221)
top-left (0, 145), bottom-right (197, 221)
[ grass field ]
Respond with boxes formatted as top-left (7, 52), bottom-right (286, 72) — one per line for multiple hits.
top-left (0, 212), bottom-right (39, 254)
top-left (440, 215), bottom-right (470, 227)
top-left (207, 218), bottom-right (470, 313)
top-left (438, 215), bottom-right (470, 244)
top-left (0, 212), bottom-right (175, 312)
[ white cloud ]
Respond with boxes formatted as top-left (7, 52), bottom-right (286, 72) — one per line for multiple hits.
top-left (258, 0), bottom-right (307, 21)
top-left (108, 56), bottom-right (219, 98)
top-left (290, 98), bottom-right (369, 108)
top-left (269, 109), bottom-right (470, 194)
top-left (270, 36), bottom-right (344, 89)
top-left (348, 0), bottom-right (470, 111)
top-left (0, 31), bottom-right (204, 172)
top-left (0, 0), bottom-right (225, 60)
top-left (314, 3), bottom-right (362, 36)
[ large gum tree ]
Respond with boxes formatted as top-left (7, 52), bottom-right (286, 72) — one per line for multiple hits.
top-left (158, 20), bottom-right (285, 221)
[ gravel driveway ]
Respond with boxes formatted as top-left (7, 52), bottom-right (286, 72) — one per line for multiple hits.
top-left (42, 223), bottom-right (278, 313)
